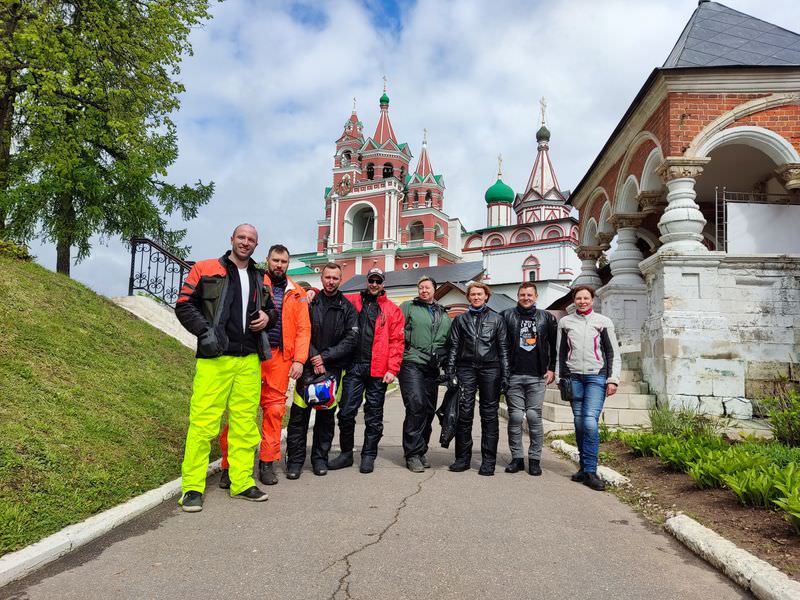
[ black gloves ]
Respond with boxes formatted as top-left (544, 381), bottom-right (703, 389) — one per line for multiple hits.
top-left (500, 378), bottom-right (509, 397)
top-left (198, 327), bottom-right (225, 357)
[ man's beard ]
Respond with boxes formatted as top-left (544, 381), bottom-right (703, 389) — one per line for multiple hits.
top-left (269, 269), bottom-right (287, 283)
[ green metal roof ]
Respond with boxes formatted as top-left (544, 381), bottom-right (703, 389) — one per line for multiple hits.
top-left (287, 266), bottom-right (316, 275)
top-left (484, 178), bottom-right (515, 204)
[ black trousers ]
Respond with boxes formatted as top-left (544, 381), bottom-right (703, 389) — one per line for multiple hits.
top-left (338, 361), bottom-right (388, 457)
top-left (399, 362), bottom-right (439, 459)
top-left (454, 365), bottom-right (501, 468)
top-left (286, 402), bottom-right (336, 468)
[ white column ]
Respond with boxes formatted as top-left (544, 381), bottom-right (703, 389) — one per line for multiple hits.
top-left (776, 163), bottom-right (800, 190)
top-left (656, 158), bottom-right (709, 253)
top-left (571, 245), bottom-right (604, 288)
top-left (608, 213), bottom-right (645, 285)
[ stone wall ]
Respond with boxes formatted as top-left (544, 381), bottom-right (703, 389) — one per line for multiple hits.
top-left (638, 252), bottom-right (800, 418)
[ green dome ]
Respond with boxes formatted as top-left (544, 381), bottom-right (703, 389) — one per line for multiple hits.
top-left (379, 92), bottom-right (390, 105)
top-left (485, 178), bottom-right (515, 204)
top-left (536, 125), bottom-right (550, 142)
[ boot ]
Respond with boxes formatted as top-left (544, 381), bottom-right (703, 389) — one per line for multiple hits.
top-left (327, 451), bottom-right (354, 470)
top-left (584, 472), bottom-right (606, 491)
top-left (504, 458), bottom-right (524, 473)
top-left (286, 464), bottom-right (302, 480)
top-left (218, 469), bottom-right (231, 489)
top-left (528, 459), bottom-right (542, 476)
top-left (259, 460), bottom-right (278, 486)
top-left (359, 455), bottom-right (375, 474)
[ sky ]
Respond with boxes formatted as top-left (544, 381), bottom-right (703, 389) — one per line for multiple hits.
top-left (28, 0), bottom-right (800, 296)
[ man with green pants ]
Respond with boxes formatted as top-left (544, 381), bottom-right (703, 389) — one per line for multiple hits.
top-left (174, 224), bottom-right (277, 512)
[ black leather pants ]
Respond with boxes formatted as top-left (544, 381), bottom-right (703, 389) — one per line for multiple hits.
top-left (399, 362), bottom-right (439, 459)
top-left (454, 365), bottom-right (501, 468)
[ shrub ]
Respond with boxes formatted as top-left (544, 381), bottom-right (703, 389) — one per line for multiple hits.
top-left (773, 491), bottom-right (800, 534)
top-left (762, 388), bottom-right (800, 447)
top-left (0, 239), bottom-right (32, 261)
top-left (648, 402), bottom-right (724, 438)
top-left (622, 432), bottom-right (671, 457)
top-left (721, 466), bottom-right (783, 506)
top-left (740, 441), bottom-right (800, 468)
top-left (654, 436), bottom-right (725, 471)
top-left (686, 445), bottom-right (770, 490)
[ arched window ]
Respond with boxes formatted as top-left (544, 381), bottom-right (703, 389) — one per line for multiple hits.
top-left (485, 234), bottom-right (504, 247)
top-left (414, 191), bottom-right (420, 207)
top-left (523, 255), bottom-right (540, 281)
top-left (409, 221), bottom-right (424, 242)
top-left (349, 206), bottom-right (375, 249)
top-left (512, 230), bottom-right (532, 244)
top-left (434, 224), bottom-right (444, 238)
top-left (399, 166), bottom-right (406, 180)
top-left (382, 162), bottom-right (394, 178)
top-left (543, 226), bottom-right (564, 239)
top-left (425, 190), bottom-right (433, 207)
top-left (366, 163), bottom-right (374, 180)
top-left (341, 150), bottom-right (351, 166)
top-left (465, 235), bottom-right (482, 249)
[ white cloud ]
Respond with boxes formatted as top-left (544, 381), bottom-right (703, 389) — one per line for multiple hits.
top-left (29, 0), bottom-right (800, 295)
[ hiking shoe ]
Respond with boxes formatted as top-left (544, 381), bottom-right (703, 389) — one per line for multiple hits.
top-left (218, 469), bottom-right (231, 489)
top-left (448, 461), bottom-right (470, 472)
top-left (584, 472), bottom-right (606, 491)
top-left (406, 455), bottom-right (425, 473)
top-left (420, 454), bottom-right (431, 469)
top-left (504, 458), bottom-right (524, 473)
top-left (571, 470), bottom-right (587, 483)
top-left (312, 461), bottom-right (328, 476)
top-left (360, 455), bottom-right (375, 474)
top-left (478, 464), bottom-right (495, 476)
top-left (179, 491), bottom-right (203, 513)
top-left (528, 460), bottom-right (542, 476)
top-left (234, 486), bottom-right (269, 502)
top-left (286, 464), bottom-right (302, 480)
top-left (259, 461), bottom-right (278, 486)
top-left (328, 451), bottom-right (354, 470)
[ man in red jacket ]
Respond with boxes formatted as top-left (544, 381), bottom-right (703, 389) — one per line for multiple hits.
top-left (328, 267), bottom-right (404, 474)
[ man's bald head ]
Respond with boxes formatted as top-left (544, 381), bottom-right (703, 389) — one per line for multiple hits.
top-left (232, 223), bottom-right (258, 241)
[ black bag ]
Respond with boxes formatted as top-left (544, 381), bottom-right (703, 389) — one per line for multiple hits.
top-left (558, 378), bottom-right (573, 403)
top-left (436, 385), bottom-right (460, 448)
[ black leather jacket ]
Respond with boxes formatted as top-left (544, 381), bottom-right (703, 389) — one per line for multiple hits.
top-left (446, 306), bottom-right (509, 381)
top-left (501, 306), bottom-right (558, 374)
top-left (308, 290), bottom-right (359, 372)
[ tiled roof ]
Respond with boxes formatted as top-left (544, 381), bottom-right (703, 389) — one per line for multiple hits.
top-left (664, 1), bottom-right (800, 68)
top-left (340, 262), bottom-right (485, 292)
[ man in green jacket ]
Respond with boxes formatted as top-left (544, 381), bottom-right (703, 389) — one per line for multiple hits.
top-left (399, 276), bottom-right (452, 472)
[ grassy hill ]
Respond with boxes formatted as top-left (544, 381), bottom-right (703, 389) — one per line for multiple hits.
top-left (0, 254), bottom-right (199, 556)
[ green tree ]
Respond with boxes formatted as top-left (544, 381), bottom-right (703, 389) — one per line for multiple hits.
top-left (0, 0), bottom-right (214, 275)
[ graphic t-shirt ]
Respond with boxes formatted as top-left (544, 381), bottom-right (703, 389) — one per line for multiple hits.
top-left (515, 314), bottom-right (542, 376)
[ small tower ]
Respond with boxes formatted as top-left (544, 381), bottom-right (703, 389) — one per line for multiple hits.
top-left (485, 154), bottom-right (515, 227)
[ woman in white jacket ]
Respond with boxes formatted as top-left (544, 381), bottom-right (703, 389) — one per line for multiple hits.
top-left (556, 285), bottom-right (621, 491)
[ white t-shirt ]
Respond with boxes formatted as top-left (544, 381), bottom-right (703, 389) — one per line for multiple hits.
top-left (237, 267), bottom-right (249, 333)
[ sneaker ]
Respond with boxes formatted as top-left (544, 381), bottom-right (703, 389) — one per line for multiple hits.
top-left (312, 461), bottom-right (328, 476)
top-left (504, 458), bottom-right (524, 473)
top-left (328, 451), bottom-right (354, 470)
top-left (179, 491), bottom-right (203, 513)
top-left (478, 464), bottom-right (495, 476)
top-left (448, 461), bottom-right (470, 472)
top-left (360, 455), bottom-right (375, 474)
top-left (218, 469), bottom-right (231, 489)
top-left (584, 472), bottom-right (606, 491)
top-left (420, 454), bottom-right (431, 469)
top-left (234, 486), bottom-right (269, 502)
top-left (406, 455), bottom-right (425, 473)
top-left (286, 464), bottom-right (302, 480)
top-left (259, 460), bottom-right (278, 486)
top-left (571, 470), bottom-right (587, 483)
top-left (528, 459), bottom-right (542, 476)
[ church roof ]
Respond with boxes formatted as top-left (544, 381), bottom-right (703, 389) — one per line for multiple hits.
top-left (664, 1), bottom-right (800, 68)
top-left (415, 133), bottom-right (433, 179)
top-left (340, 261), bottom-right (485, 292)
top-left (522, 123), bottom-right (565, 203)
top-left (372, 92), bottom-right (397, 145)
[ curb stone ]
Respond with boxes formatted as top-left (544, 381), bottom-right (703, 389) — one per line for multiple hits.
top-left (549, 439), bottom-right (630, 486)
top-left (0, 459), bottom-right (222, 588)
top-left (550, 439), bottom-right (800, 598)
top-left (665, 514), bottom-right (800, 600)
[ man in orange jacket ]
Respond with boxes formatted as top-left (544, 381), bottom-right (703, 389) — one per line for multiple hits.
top-left (219, 244), bottom-right (311, 487)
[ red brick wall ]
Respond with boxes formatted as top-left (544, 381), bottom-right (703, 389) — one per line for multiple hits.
top-left (726, 103), bottom-right (800, 152)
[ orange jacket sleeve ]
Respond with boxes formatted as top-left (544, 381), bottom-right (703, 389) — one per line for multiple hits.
top-left (292, 293), bottom-right (311, 364)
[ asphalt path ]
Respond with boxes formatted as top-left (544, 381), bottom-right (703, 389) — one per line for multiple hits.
top-left (2, 390), bottom-right (747, 600)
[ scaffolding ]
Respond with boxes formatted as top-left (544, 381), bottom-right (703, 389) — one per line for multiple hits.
top-left (714, 187), bottom-right (799, 252)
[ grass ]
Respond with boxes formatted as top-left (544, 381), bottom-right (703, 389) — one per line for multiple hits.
top-left (0, 256), bottom-right (199, 556)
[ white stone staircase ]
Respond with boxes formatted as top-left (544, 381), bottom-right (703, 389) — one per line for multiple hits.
top-left (112, 295), bottom-right (196, 350)
top-left (542, 352), bottom-right (655, 434)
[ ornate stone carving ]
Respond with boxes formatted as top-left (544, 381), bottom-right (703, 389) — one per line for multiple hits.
top-left (573, 245), bottom-right (604, 288)
top-left (609, 212), bottom-right (645, 230)
top-left (656, 157), bottom-right (710, 183)
top-left (637, 190), bottom-right (667, 214)
top-left (597, 231), bottom-right (614, 246)
top-left (775, 163), bottom-right (800, 191)
top-left (576, 245), bottom-right (604, 261)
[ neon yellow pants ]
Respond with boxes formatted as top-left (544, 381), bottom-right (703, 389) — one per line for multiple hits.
top-left (181, 354), bottom-right (261, 496)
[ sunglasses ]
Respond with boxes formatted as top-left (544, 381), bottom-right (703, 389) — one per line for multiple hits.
top-left (367, 278), bottom-right (383, 284)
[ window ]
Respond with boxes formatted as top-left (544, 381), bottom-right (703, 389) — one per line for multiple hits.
top-left (414, 191), bottom-right (420, 207)
top-left (512, 231), bottom-right (532, 243)
top-left (382, 162), bottom-right (394, 178)
top-left (341, 150), bottom-right (351, 166)
top-left (425, 190), bottom-right (433, 207)
top-left (366, 163), bottom-right (374, 180)
top-left (409, 221), bottom-right (424, 241)
top-left (522, 255), bottom-right (540, 282)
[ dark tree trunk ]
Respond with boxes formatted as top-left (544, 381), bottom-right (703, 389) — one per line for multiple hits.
top-left (56, 236), bottom-right (71, 276)
top-left (0, 2), bottom-right (23, 237)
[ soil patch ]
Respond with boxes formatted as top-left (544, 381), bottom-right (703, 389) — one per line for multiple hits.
top-left (601, 439), bottom-right (800, 580)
